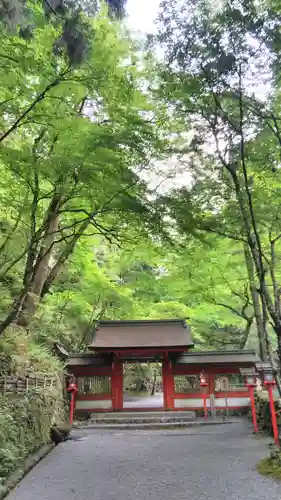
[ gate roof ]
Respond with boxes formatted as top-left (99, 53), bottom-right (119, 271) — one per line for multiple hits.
top-left (176, 350), bottom-right (259, 365)
top-left (89, 319), bottom-right (193, 351)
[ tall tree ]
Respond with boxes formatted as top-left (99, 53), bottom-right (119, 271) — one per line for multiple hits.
top-left (0, 4), bottom-right (168, 333)
top-left (155, 0), bottom-right (281, 372)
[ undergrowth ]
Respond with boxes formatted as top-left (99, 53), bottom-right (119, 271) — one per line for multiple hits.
top-left (257, 448), bottom-right (281, 482)
top-left (0, 326), bottom-right (66, 484)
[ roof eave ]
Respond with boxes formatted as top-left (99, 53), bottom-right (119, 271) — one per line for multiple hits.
top-left (182, 349), bottom-right (257, 357)
top-left (88, 343), bottom-right (194, 350)
top-left (96, 318), bottom-right (189, 327)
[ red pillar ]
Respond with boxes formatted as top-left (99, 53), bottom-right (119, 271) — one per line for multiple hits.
top-left (248, 386), bottom-right (258, 434)
top-left (67, 379), bottom-right (78, 425)
top-left (112, 356), bottom-right (123, 411)
top-left (203, 388), bottom-right (208, 420)
top-left (162, 354), bottom-right (174, 410)
top-left (69, 392), bottom-right (76, 425)
top-left (208, 373), bottom-right (216, 417)
top-left (267, 384), bottom-right (279, 446)
top-left (200, 373), bottom-right (209, 420)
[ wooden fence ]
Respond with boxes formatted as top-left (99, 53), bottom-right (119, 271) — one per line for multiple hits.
top-left (0, 375), bottom-right (57, 395)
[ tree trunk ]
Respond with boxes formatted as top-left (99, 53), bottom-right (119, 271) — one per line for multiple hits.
top-left (240, 317), bottom-right (253, 350)
top-left (40, 218), bottom-right (90, 298)
top-left (21, 227), bottom-right (59, 319)
top-left (228, 165), bottom-right (281, 392)
top-left (17, 195), bottom-right (61, 323)
top-left (243, 243), bottom-right (267, 360)
top-left (151, 369), bottom-right (157, 396)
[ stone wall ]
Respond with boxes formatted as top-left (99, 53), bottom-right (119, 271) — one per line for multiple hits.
top-left (0, 377), bottom-right (66, 484)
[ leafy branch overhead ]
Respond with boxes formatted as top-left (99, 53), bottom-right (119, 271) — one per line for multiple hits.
top-left (2, 0), bottom-right (281, 376)
top-left (154, 0), bottom-right (281, 375)
top-left (0, 2), bottom-right (169, 332)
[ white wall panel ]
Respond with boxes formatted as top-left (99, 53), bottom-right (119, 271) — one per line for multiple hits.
top-left (215, 397), bottom-right (250, 407)
top-left (76, 399), bottom-right (112, 410)
top-left (174, 396), bottom-right (250, 408)
top-left (174, 398), bottom-right (210, 408)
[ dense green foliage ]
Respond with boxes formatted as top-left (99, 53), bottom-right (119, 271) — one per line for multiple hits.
top-left (0, 385), bottom-right (64, 483)
top-left (3, 0), bottom-right (281, 478)
top-left (1, 0), bottom-right (281, 377)
top-left (152, 0), bottom-right (281, 368)
top-left (0, 0), bottom-right (258, 356)
top-left (0, 327), bottom-right (65, 484)
top-left (0, 1), bottom-right (280, 362)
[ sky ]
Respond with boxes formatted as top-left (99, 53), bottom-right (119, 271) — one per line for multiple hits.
top-left (124, 0), bottom-right (192, 193)
top-left (124, 0), bottom-right (271, 194)
top-left (126, 0), bottom-right (160, 33)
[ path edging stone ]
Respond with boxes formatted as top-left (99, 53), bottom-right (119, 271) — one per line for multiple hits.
top-left (0, 443), bottom-right (55, 500)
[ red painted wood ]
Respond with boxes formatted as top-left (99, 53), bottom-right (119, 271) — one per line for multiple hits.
top-left (117, 360), bottom-right (123, 410)
top-left (111, 361), bottom-right (117, 411)
top-left (248, 386), bottom-right (258, 433)
top-left (203, 382), bottom-right (209, 419)
top-left (162, 356), bottom-right (174, 410)
top-left (71, 349), bottom-right (255, 413)
top-left (162, 359), bottom-right (168, 410)
top-left (111, 357), bottom-right (123, 411)
top-left (209, 373), bottom-right (215, 394)
top-left (267, 384), bottom-right (279, 447)
top-left (69, 392), bottom-right (76, 425)
top-left (202, 390), bottom-right (208, 420)
top-left (168, 363), bottom-right (175, 409)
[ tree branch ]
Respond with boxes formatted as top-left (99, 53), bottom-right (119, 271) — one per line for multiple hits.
top-left (0, 70), bottom-right (70, 144)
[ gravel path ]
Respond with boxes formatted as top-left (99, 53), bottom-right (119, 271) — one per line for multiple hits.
top-left (123, 393), bottom-right (163, 408)
top-left (6, 421), bottom-right (281, 500)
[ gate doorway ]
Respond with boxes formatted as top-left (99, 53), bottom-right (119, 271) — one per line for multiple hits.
top-left (122, 361), bottom-right (164, 410)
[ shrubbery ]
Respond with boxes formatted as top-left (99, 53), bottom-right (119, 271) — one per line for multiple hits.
top-left (0, 327), bottom-right (66, 483)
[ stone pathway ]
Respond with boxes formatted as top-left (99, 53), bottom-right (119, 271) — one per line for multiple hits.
top-left (6, 421), bottom-right (281, 500)
top-left (123, 392), bottom-right (164, 408)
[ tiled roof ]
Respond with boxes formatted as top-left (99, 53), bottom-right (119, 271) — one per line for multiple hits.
top-left (89, 319), bottom-right (193, 349)
top-left (176, 350), bottom-right (259, 365)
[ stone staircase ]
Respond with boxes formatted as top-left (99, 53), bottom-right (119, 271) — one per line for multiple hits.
top-left (72, 411), bottom-right (234, 430)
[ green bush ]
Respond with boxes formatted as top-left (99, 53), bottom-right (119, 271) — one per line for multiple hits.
top-left (0, 385), bottom-right (66, 483)
top-left (257, 448), bottom-right (281, 481)
top-left (0, 327), bottom-right (66, 484)
top-left (0, 384), bottom-right (66, 483)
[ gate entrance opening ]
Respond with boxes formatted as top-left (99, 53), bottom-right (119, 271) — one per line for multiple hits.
top-left (123, 361), bottom-right (164, 410)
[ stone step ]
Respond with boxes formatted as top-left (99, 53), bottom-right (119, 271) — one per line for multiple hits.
top-left (73, 419), bottom-right (236, 431)
top-left (88, 411), bottom-right (196, 418)
top-left (85, 411), bottom-right (196, 425)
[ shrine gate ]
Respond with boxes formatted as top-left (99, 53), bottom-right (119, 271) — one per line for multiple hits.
top-left (65, 319), bottom-right (259, 413)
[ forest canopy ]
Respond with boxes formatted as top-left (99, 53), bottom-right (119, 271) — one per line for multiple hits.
top-left (1, 0), bottom-right (281, 370)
